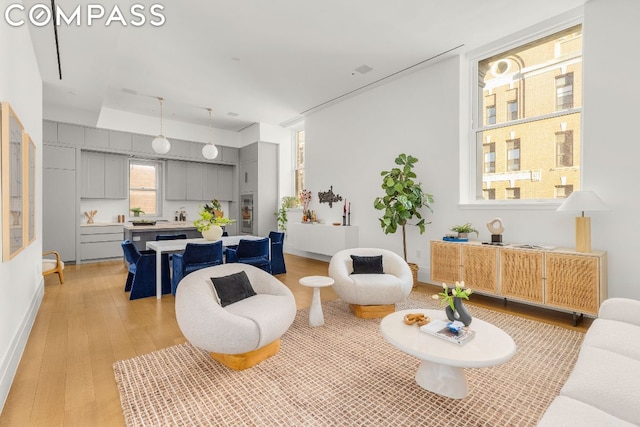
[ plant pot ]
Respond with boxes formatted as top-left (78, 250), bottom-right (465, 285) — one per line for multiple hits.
top-left (407, 262), bottom-right (419, 288)
top-left (202, 225), bottom-right (223, 241)
top-left (214, 210), bottom-right (224, 218)
top-left (457, 232), bottom-right (468, 239)
top-left (445, 298), bottom-right (473, 326)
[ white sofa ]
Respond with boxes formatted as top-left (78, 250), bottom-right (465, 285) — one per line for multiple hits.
top-left (537, 298), bottom-right (640, 426)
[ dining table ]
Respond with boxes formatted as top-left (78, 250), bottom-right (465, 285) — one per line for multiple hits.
top-left (146, 235), bottom-right (263, 299)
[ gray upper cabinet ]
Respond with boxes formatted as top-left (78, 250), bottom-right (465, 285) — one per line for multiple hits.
top-left (221, 146), bottom-right (239, 164)
top-left (165, 160), bottom-right (188, 200)
top-left (202, 164), bottom-right (219, 201)
top-left (44, 144), bottom-right (76, 170)
top-left (43, 121), bottom-right (58, 144)
top-left (81, 151), bottom-right (105, 198)
top-left (104, 153), bottom-right (127, 198)
top-left (217, 165), bottom-right (234, 201)
top-left (85, 128), bottom-right (109, 149)
top-left (185, 163), bottom-right (204, 200)
top-left (58, 123), bottom-right (85, 146)
top-left (170, 139), bottom-right (192, 159)
top-left (109, 131), bottom-right (132, 151)
top-left (81, 151), bottom-right (127, 199)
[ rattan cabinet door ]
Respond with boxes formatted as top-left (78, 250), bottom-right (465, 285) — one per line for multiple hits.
top-left (545, 253), bottom-right (600, 315)
top-left (462, 245), bottom-right (498, 293)
top-left (430, 241), bottom-right (461, 285)
top-left (500, 249), bottom-right (544, 303)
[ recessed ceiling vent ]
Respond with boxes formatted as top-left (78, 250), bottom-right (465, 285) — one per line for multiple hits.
top-left (354, 65), bottom-right (373, 75)
top-left (227, 112), bottom-right (240, 117)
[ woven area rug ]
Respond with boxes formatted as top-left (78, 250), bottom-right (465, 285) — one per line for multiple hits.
top-left (113, 293), bottom-right (584, 426)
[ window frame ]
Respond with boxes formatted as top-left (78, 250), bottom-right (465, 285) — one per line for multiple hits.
top-left (129, 158), bottom-right (163, 218)
top-left (463, 11), bottom-right (583, 208)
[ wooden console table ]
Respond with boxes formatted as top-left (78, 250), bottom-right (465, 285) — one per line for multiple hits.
top-left (430, 240), bottom-right (607, 324)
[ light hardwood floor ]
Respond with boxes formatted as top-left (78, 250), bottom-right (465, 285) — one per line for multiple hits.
top-left (0, 254), bottom-right (590, 426)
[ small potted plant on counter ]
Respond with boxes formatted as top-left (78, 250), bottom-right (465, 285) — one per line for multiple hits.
top-left (130, 207), bottom-right (144, 217)
top-left (450, 223), bottom-right (478, 239)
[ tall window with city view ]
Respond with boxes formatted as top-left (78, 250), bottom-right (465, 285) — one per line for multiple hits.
top-left (475, 24), bottom-right (582, 201)
top-left (295, 130), bottom-right (305, 199)
top-left (129, 160), bottom-right (159, 216)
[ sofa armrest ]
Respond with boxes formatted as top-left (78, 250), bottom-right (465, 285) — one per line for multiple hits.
top-left (598, 298), bottom-right (640, 327)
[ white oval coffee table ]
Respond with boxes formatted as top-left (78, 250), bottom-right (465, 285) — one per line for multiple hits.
top-left (380, 308), bottom-right (516, 399)
top-left (299, 276), bottom-right (334, 327)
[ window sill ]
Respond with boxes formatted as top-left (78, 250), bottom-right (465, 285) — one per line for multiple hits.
top-left (458, 200), bottom-right (562, 210)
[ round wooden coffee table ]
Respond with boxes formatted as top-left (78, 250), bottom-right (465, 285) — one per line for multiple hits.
top-left (299, 276), bottom-right (334, 327)
top-left (380, 308), bottom-right (516, 399)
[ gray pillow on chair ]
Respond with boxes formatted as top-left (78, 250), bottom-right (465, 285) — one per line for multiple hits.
top-left (350, 255), bottom-right (384, 274)
top-left (210, 271), bottom-right (257, 307)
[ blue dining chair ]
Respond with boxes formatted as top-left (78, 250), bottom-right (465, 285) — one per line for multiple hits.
top-left (171, 241), bottom-right (224, 295)
top-left (225, 237), bottom-right (271, 273)
top-left (269, 231), bottom-right (286, 275)
top-left (121, 240), bottom-right (171, 300)
top-left (155, 233), bottom-right (187, 265)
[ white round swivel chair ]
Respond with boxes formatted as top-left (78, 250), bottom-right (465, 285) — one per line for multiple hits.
top-left (175, 263), bottom-right (296, 370)
top-left (329, 248), bottom-right (413, 318)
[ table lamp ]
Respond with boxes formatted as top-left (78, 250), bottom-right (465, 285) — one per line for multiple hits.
top-left (556, 190), bottom-right (607, 253)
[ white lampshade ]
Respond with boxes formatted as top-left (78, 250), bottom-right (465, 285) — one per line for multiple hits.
top-left (152, 135), bottom-right (171, 154)
top-left (202, 143), bottom-right (218, 160)
top-left (556, 190), bottom-right (608, 216)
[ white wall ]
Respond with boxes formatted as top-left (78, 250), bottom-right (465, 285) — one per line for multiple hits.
top-left (305, 0), bottom-right (640, 299)
top-left (0, 22), bottom-right (43, 411)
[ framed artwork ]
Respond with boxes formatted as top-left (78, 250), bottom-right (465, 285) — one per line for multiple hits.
top-left (28, 135), bottom-right (36, 244)
top-left (1, 102), bottom-right (28, 261)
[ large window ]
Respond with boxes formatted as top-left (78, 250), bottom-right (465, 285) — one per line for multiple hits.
top-left (472, 23), bottom-right (582, 201)
top-left (294, 130), bottom-right (305, 198)
top-left (129, 160), bottom-right (160, 217)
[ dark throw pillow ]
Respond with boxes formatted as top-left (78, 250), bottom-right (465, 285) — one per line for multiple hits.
top-left (210, 270), bottom-right (257, 307)
top-left (350, 255), bottom-right (384, 274)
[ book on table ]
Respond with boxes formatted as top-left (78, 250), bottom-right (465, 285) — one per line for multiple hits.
top-left (420, 319), bottom-right (476, 345)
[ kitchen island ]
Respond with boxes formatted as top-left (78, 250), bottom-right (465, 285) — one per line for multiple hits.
top-left (123, 221), bottom-right (201, 251)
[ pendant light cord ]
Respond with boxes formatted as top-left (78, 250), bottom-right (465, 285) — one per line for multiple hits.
top-left (207, 108), bottom-right (212, 144)
top-left (158, 97), bottom-right (164, 135)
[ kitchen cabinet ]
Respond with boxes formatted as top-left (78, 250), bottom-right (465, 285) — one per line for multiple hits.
top-left (80, 224), bottom-right (124, 261)
top-left (85, 128), bottom-right (109, 149)
top-left (81, 151), bottom-right (127, 199)
top-left (57, 123), bottom-right (85, 146)
top-left (43, 144), bottom-right (77, 262)
top-left (430, 240), bottom-right (607, 319)
top-left (239, 142), bottom-right (277, 236)
top-left (166, 160), bottom-right (233, 201)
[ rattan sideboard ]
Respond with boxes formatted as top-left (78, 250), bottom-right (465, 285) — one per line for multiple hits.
top-left (430, 240), bottom-right (607, 321)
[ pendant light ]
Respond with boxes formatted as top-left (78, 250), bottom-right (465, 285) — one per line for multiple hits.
top-left (151, 97), bottom-right (171, 154)
top-left (202, 107), bottom-right (219, 160)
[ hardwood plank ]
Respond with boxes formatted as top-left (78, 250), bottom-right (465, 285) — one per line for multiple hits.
top-left (0, 253), bottom-right (591, 427)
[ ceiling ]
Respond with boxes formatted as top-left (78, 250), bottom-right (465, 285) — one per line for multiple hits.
top-left (25, 0), bottom-right (587, 133)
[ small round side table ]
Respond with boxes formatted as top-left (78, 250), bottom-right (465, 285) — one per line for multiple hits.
top-left (299, 276), bottom-right (335, 327)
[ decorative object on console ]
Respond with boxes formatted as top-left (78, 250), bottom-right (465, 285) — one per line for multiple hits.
top-left (151, 97), bottom-right (171, 154)
top-left (486, 217), bottom-right (504, 244)
top-left (432, 281), bottom-right (473, 326)
top-left (373, 153), bottom-right (434, 285)
top-left (300, 189), bottom-right (312, 222)
top-left (84, 210), bottom-right (97, 224)
top-left (202, 108), bottom-right (219, 160)
top-left (556, 190), bottom-right (608, 253)
top-left (318, 185), bottom-right (342, 208)
top-left (450, 223), bottom-right (478, 239)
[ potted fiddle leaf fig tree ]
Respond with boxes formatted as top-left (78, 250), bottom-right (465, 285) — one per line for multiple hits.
top-left (374, 153), bottom-right (434, 285)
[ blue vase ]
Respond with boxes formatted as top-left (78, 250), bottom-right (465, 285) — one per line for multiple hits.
top-left (445, 298), bottom-right (473, 326)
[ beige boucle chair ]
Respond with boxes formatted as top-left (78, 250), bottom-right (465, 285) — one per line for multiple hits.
top-left (329, 248), bottom-right (413, 318)
top-left (175, 263), bottom-right (296, 370)
top-left (42, 251), bottom-right (64, 284)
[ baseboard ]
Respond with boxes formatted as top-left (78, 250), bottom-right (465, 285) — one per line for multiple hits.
top-left (0, 278), bottom-right (44, 412)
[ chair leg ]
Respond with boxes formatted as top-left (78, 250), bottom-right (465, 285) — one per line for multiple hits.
top-left (57, 269), bottom-right (65, 284)
top-left (124, 272), bottom-right (134, 292)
